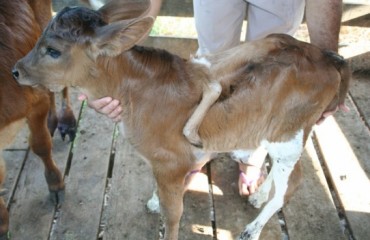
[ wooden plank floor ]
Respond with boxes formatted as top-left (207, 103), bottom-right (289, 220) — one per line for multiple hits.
top-left (3, 1), bottom-right (370, 239)
top-left (3, 72), bottom-right (370, 240)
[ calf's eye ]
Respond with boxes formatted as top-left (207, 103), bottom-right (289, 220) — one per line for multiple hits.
top-left (46, 47), bottom-right (61, 59)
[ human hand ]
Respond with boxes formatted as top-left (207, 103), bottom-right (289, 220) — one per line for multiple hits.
top-left (78, 94), bottom-right (123, 122)
top-left (316, 103), bottom-right (350, 125)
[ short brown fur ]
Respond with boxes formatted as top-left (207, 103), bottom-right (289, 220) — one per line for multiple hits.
top-left (13, 3), bottom-right (351, 240)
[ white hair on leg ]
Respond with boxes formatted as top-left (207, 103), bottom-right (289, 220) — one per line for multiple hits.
top-left (239, 130), bottom-right (304, 240)
top-left (146, 189), bottom-right (160, 213)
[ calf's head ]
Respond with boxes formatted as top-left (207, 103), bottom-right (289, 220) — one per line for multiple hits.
top-left (13, 1), bottom-right (154, 92)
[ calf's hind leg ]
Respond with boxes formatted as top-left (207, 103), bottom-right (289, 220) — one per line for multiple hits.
top-left (27, 93), bottom-right (65, 204)
top-left (239, 130), bottom-right (304, 240)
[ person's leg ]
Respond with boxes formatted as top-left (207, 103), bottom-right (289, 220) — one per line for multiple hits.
top-left (245, 0), bottom-right (305, 41)
top-left (194, 0), bottom-right (247, 55)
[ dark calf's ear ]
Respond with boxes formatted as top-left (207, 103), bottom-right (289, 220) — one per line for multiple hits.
top-left (91, 16), bottom-right (154, 58)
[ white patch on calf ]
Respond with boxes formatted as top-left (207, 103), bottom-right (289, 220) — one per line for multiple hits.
top-left (146, 190), bottom-right (160, 213)
top-left (240, 130), bottom-right (304, 240)
top-left (230, 150), bottom-right (253, 164)
top-left (191, 56), bottom-right (211, 68)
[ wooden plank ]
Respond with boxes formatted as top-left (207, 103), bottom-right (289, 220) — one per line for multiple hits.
top-left (7, 112), bottom-right (77, 239)
top-left (50, 106), bottom-right (115, 239)
top-left (52, 0), bottom-right (83, 12)
top-left (143, 36), bottom-right (198, 59)
top-left (7, 145), bottom-right (70, 239)
top-left (314, 103), bottom-right (370, 240)
top-left (104, 133), bottom-right (159, 239)
top-left (343, 0), bottom-right (370, 5)
top-left (4, 125), bottom-right (29, 150)
top-left (160, 0), bottom-right (193, 17)
top-left (52, 0), bottom-right (194, 17)
top-left (2, 150), bottom-right (27, 206)
top-left (349, 74), bottom-right (370, 128)
top-left (4, 89), bottom-right (80, 238)
top-left (211, 154), bottom-right (282, 240)
top-left (282, 138), bottom-right (346, 240)
top-left (179, 166), bottom-right (213, 240)
top-left (8, 151), bottom-right (56, 239)
top-left (342, 4), bottom-right (370, 22)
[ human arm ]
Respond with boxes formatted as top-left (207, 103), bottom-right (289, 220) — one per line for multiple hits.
top-left (305, 0), bottom-right (350, 124)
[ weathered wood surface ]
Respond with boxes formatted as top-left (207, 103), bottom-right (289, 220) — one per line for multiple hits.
top-left (104, 133), bottom-right (159, 240)
top-left (2, 1), bottom-right (369, 239)
top-left (5, 85), bottom-right (368, 239)
top-left (3, 65), bottom-right (370, 240)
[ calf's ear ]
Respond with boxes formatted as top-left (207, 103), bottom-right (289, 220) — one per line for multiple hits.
top-left (91, 16), bottom-right (154, 57)
top-left (98, 0), bottom-right (151, 22)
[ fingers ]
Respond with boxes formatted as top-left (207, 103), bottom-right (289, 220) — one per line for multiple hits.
top-left (78, 94), bottom-right (87, 101)
top-left (87, 97), bottom-right (115, 111)
top-left (79, 95), bottom-right (123, 122)
top-left (106, 102), bottom-right (123, 122)
top-left (317, 102), bottom-right (350, 125)
top-left (339, 103), bottom-right (350, 112)
top-left (92, 98), bottom-right (122, 122)
top-left (239, 181), bottom-right (250, 196)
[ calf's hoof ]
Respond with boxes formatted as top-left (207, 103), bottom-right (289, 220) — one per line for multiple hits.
top-left (49, 188), bottom-right (65, 205)
top-left (57, 107), bottom-right (77, 141)
top-left (0, 232), bottom-right (10, 240)
top-left (183, 133), bottom-right (203, 148)
top-left (183, 127), bottom-right (204, 148)
top-left (239, 222), bottom-right (262, 240)
top-left (146, 192), bottom-right (160, 214)
top-left (58, 122), bottom-right (76, 142)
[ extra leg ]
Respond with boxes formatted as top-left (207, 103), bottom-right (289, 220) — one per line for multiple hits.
top-left (183, 81), bottom-right (222, 148)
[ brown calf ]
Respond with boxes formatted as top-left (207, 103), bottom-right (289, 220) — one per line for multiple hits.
top-left (12, 2), bottom-right (351, 240)
top-left (0, 0), bottom-right (76, 238)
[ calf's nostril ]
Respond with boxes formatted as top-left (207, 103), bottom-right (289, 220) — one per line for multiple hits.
top-left (12, 69), bottom-right (19, 79)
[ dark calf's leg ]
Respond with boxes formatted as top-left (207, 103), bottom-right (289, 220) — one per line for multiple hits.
top-left (57, 88), bottom-right (76, 142)
top-left (47, 91), bottom-right (58, 137)
top-left (27, 92), bottom-right (65, 204)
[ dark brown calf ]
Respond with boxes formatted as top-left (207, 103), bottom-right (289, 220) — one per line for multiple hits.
top-left (12, 2), bottom-right (351, 240)
top-left (0, 0), bottom-right (76, 238)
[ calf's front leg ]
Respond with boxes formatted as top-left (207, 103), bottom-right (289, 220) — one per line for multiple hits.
top-left (154, 165), bottom-right (189, 240)
top-left (27, 91), bottom-right (65, 204)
